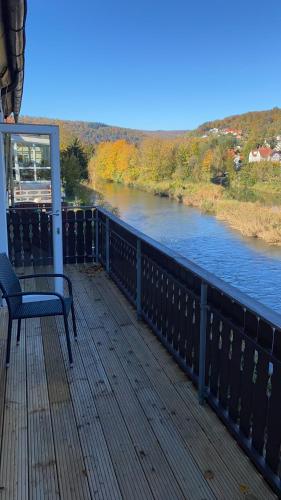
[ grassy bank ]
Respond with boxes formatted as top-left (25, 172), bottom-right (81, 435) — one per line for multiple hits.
top-left (117, 179), bottom-right (281, 246)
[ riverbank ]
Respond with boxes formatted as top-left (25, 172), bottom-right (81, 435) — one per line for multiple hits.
top-left (93, 179), bottom-right (281, 246)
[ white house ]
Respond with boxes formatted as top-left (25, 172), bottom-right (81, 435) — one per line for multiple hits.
top-left (249, 147), bottom-right (272, 163)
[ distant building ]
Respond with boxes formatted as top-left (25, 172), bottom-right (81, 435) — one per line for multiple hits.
top-left (271, 150), bottom-right (281, 162)
top-left (227, 149), bottom-right (243, 169)
top-left (207, 127), bottom-right (242, 139)
top-left (275, 136), bottom-right (281, 151)
top-left (222, 128), bottom-right (242, 139)
top-left (249, 147), bottom-right (272, 163)
top-left (248, 147), bottom-right (281, 163)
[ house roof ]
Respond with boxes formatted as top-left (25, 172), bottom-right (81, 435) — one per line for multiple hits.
top-left (259, 147), bottom-right (272, 157)
top-left (0, 0), bottom-right (27, 120)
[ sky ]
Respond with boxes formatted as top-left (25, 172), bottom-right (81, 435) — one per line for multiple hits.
top-left (21, 0), bottom-right (281, 130)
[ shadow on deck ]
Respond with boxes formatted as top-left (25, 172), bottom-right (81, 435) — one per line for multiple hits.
top-left (0, 265), bottom-right (276, 499)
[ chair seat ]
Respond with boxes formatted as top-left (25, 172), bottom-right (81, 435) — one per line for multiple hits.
top-left (13, 296), bottom-right (73, 319)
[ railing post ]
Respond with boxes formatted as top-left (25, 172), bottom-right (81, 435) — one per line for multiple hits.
top-left (105, 216), bottom-right (110, 273)
top-left (136, 238), bottom-right (142, 319)
top-left (95, 209), bottom-right (99, 264)
top-left (198, 282), bottom-right (208, 405)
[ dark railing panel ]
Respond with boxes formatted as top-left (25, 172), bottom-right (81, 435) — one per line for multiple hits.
top-left (41, 211), bottom-right (52, 265)
top-left (66, 210), bottom-right (76, 264)
top-left (7, 207), bottom-right (96, 267)
top-left (85, 209), bottom-right (95, 263)
top-left (110, 229), bottom-right (137, 302)
top-left (98, 212), bottom-right (106, 266)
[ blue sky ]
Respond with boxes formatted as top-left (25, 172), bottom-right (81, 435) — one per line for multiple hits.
top-left (21, 0), bottom-right (281, 130)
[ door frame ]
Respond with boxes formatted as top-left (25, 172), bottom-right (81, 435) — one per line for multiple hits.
top-left (0, 123), bottom-right (63, 293)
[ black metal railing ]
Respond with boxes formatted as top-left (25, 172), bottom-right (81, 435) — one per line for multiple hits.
top-left (6, 205), bottom-right (281, 495)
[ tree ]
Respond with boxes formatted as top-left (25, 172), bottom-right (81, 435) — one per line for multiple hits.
top-left (201, 150), bottom-right (214, 179)
top-left (61, 154), bottom-right (82, 197)
top-left (62, 137), bottom-right (88, 180)
top-left (88, 140), bottom-right (137, 184)
top-left (174, 140), bottom-right (200, 180)
top-left (139, 138), bottom-right (176, 182)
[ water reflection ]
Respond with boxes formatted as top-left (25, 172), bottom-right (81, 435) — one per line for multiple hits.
top-left (94, 182), bottom-right (281, 312)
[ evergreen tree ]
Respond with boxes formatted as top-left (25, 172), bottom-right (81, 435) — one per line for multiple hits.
top-left (61, 153), bottom-right (82, 197)
top-left (62, 137), bottom-right (88, 180)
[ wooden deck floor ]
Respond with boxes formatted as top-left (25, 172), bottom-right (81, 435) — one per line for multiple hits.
top-left (0, 264), bottom-right (276, 499)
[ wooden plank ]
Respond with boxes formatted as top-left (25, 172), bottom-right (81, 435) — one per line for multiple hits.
top-left (88, 327), bottom-right (189, 500)
top-left (0, 319), bottom-right (28, 500)
top-left (88, 273), bottom-right (250, 499)
top-left (26, 316), bottom-right (60, 500)
top-left (89, 268), bottom-right (276, 500)
top-left (66, 270), bottom-right (156, 500)
top-left (0, 267), bottom-right (35, 499)
top-left (95, 271), bottom-right (187, 383)
top-left (34, 272), bottom-right (91, 500)
top-left (53, 292), bottom-right (123, 500)
top-left (73, 272), bottom-right (214, 499)
top-left (69, 269), bottom-right (187, 498)
top-left (39, 314), bottom-right (91, 499)
top-left (114, 323), bottom-right (243, 499)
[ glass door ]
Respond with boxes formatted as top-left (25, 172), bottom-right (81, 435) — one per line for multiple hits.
top-left (0, 123), bottom-right (63, 294)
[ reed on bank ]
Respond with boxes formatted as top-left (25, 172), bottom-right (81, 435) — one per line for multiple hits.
top-left (98, 178), bottom-right (281, 246)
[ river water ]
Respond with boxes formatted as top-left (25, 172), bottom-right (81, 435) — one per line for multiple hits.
top-left (93, 182), bottom-right (281, 313)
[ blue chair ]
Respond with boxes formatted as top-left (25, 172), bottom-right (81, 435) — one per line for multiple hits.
top-left (0, 253), bottom-right (77, 367)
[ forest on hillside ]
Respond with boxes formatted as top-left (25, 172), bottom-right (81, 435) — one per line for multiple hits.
top-left (20, 108), bottom-right (281, 203)
top-left (20, 107), bottom-right (281, 152)
top-left (196, 107), bottom-right (281, 141)
top-left (20, 116), bottom-right (188, 149)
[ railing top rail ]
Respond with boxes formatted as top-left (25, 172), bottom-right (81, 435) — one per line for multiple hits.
top-left (7, 205), bottom-right (97, 211)
top-left (97, 206), bottom-right (281, 330)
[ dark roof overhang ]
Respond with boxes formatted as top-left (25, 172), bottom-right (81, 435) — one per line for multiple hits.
top-left (0, 0), bottom-right (27, 121)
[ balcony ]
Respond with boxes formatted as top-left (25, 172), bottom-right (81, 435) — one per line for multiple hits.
top-left (1, 205), bottom-right (281, 498)
top-left (0, 264), bottom-right (275, 499)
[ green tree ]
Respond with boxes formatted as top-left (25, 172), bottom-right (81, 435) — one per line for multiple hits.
top-left (62, 137), bottom-right (88, 180)
top-left (61, 153), bottom-right (82, 198)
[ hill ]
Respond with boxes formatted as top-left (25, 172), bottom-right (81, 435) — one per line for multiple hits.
top-left (20, 116), bottom-right (189, 148)
top-left (194, 107), bottom-right (281, 139)
top-left (20, 108), bottom-right (281, 148)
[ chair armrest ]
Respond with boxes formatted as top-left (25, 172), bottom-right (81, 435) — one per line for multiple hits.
top-left (4, 291), bottom-right (67, 313)
top-left (18, 273), bottom-right (73, 295)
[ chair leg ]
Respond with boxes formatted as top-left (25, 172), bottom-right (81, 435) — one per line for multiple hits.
top-left (63, 314), bottom-right (73, 366)
top-left (16, 319), bottom-right (21, 345)
top-left (6, 317), bottom-right (13, 367)
top-left (71, 303), bottom-right (77, 341)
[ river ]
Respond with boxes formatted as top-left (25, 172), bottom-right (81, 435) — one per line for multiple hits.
top-left (92, 182), bottom-right (281, 313)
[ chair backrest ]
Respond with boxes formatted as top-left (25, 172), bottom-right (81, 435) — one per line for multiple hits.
top-left (0, 253), bottom-right (22, 312)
